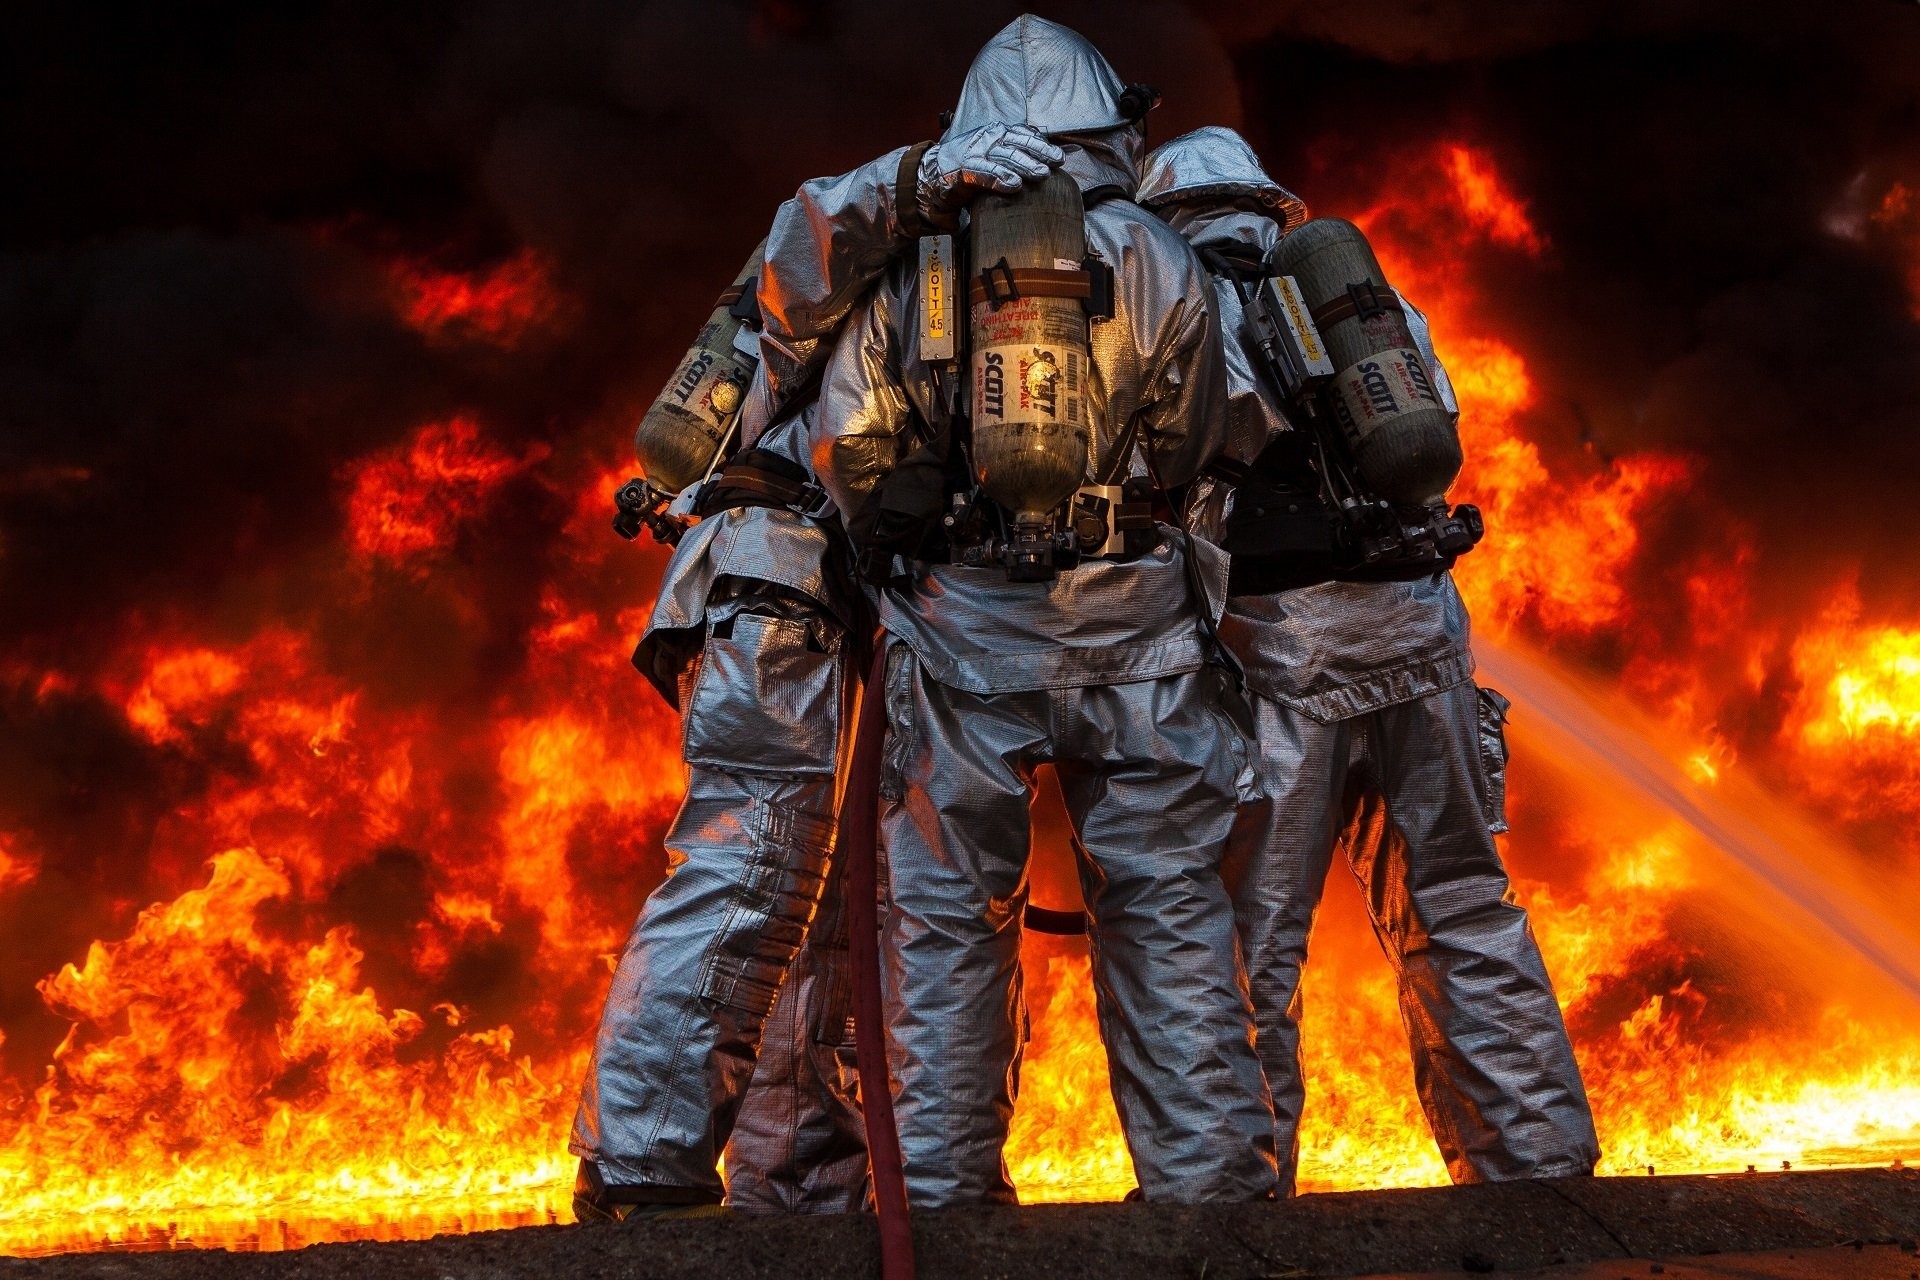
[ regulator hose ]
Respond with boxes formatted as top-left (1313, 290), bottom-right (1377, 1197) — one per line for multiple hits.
top-left (845, 639), bottom-right (915, 1280)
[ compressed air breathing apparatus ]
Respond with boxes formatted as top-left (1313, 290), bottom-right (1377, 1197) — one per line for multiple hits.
top-left (1223, 217), bottom-right (1483, 593)
top-left (911, 87), bottom-right (1162, 583)
top-left (611, 244), bottom-right (767, 546)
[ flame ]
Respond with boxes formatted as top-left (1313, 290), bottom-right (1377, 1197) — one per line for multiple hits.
top-left (4, 138), bottom-right (1920, 1257)
top-left (0, 835), bottom-right (36, 894)
top-left (1869, 181), bottom-right (1920, 319)
top-left (388, 250), bottom-right (561, 346)
top-left (342, 417), bottom-right (548, 564)
top-left (1443, 145), bottom-right (1546, 255)
top-left (1784, 588), bottom-right (1920, 823)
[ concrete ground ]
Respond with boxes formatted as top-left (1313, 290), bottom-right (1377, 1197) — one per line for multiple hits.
top-left (1, 1168), bottom-right (1914, 1279)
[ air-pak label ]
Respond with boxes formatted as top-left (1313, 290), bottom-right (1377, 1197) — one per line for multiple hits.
top-left (972, 341), bottom-right (1084, 427)
top-left (664, 341), bottom-right (754, 433)
top-left (918, 235), bottom-right (956, 363)
top-left (1330, 347), bottom-right (1440, 440)
top-left (1273, 275), bottom-right (1332, 374)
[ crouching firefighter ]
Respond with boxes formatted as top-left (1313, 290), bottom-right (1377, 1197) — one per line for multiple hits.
top-left (807, 17), bottom-right (1277, 1207)
top-left (576, 246), bottom-right (871, 1219)
top-left (1137, 126), bottom-right (1600, 1191)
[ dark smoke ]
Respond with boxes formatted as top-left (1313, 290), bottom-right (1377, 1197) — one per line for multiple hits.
top-left (1, 0), bottom-right (1918, 1084)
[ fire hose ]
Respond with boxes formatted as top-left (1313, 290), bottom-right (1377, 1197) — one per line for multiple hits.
top-left (844, 640), bottom-right (915, 1280)
top-left (844, 640), bottom-right (1086, 1280)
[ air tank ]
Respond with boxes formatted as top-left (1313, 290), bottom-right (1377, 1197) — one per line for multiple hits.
top-left (631, 243), bottom-right (763, 495)
top-left (968, 170), bottom-right (1091, 528)
top-left (1272, 218), bottom-right (1462, 505)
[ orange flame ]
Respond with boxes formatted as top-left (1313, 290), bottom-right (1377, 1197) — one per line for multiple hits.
top-left (389, 250), bottom-right (561, 346)
top-left (342, 417), bottom-right (548, 564)
top-left (1784, 587), bottom-right (1920, 823)
top-left (3, 138), bottom-right (1918, 1257)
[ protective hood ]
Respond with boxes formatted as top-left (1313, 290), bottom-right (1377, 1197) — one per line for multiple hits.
top-left (1137, 126), bottom-right (1308, 232)
top-left (948, 15), bottom-right (1130, 139)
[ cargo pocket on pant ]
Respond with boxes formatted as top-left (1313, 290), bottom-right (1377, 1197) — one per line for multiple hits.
top-left (684, 612), bottom-right (843, 777)
top-left (1475, 684), bottom-right (1513, 836)
top-left (699, 798), bottom-right (835, 1017)
top-left (878, 642), bottom-right (916, 803)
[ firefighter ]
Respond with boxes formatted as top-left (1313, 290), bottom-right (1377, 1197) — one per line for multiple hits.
top-left (801, 18), bottom-right (1276, 1206)
top-left (1138, 125), bottom-right (1600, 1191)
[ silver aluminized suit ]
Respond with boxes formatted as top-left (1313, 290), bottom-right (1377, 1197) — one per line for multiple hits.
top-left (1139, 126), bottom-right (1599, 1191)
top-left (571, 391), bottom-right (869, 1213)
top-left (803, 19), bottom-right (1277, 1208)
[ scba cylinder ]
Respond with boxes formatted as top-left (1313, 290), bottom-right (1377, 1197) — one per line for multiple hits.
top-left (632, 243), bottom-right (763, 495)
top-left (1272, 218), bottom-right (1462, 505)
top-left (968, 170), bottom-right (1091, 526)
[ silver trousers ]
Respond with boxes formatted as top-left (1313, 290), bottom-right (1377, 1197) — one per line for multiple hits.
top-left (878, 646), bottom-right (1278, 1207)
top-left (571, 591), bottom-right (865, 1210)
top-left (724, 858), bottom-right (867, 1213)
top-left (1227, 680), bottom-right (1600, 1191)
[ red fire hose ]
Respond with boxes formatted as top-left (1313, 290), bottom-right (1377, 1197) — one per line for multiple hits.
top-left (845, 640), bottom-right (914, 1280)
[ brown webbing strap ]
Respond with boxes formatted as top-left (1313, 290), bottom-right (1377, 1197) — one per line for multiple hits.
top-left (1309, 284), bottom-right (1406, 330)
top-left (714, 471), bottom-right (801, 503)
top-left (714, 285), bottom-right (745, 311)
top-left (1023, 905), bottom-right (1089, 936)
top-left (895, 140), bottom-right (936, 240)
top-left (968, 265), bottom-right (1093, 308)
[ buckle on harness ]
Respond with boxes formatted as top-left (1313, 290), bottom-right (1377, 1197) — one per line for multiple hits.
top-left (1082, 253), bottom-right (1114, 322)
top-left (1347, 280), bottom-right (1390, 321)
top-left (979, 258), bottom-right (1019, 309)
top-left (1068, 479), bottom-right (1156, 559)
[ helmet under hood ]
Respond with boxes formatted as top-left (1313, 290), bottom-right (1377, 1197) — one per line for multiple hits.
top-left (948, 15), bottom-right (1132, 139)
top-left (1138, 126), bottom-right (1308, 233)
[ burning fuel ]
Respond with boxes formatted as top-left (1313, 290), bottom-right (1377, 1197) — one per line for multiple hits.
top-left (3, 1), bottom-right (1920, 1257)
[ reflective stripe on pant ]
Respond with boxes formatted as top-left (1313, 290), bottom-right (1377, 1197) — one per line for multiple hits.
top-left (879, 646), bottom-right (1278, 1207)
top-left (1227, 680), bottom-right (1599, 1191)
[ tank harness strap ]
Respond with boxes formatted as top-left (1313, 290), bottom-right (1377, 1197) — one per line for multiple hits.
top-left (1022, 905), bottom-right (1088, 936)
top-left (1308, 281), bottom-right (1405, 330)
top-left (895, 140), bottom-right (937, 240)
top-left (1201, 454), bottom-right (1250, 486)
top-left (969, 262), bottom-right (1090, 307)
top-left (694, 449), bottom-right (831, 519)
top-left (970, 257), bottom-right (1115, 320)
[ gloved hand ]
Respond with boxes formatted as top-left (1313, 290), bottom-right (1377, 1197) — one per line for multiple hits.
top-left (917, 123), bottom-right (1064, 226)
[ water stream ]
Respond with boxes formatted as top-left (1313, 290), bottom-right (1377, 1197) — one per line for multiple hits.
top-left (1478, 638), bottom-right (1920, 1002)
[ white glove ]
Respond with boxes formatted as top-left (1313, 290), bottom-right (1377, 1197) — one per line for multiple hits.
top-left (917, 123), bottom-right (1065, 225)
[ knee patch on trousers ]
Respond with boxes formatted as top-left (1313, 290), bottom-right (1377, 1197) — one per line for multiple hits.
top-left (697, 798), bottom-right (835, 1017)
top-left (1474, 685), bottom-right (1513, 836)
top-left (878, 643), bottom-right (917, 802)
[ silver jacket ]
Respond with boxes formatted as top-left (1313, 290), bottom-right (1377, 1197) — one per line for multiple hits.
top-left (1140, 132), bottom-right (1470, 723)
top-left (754, 148), bottom-right (923, 427)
